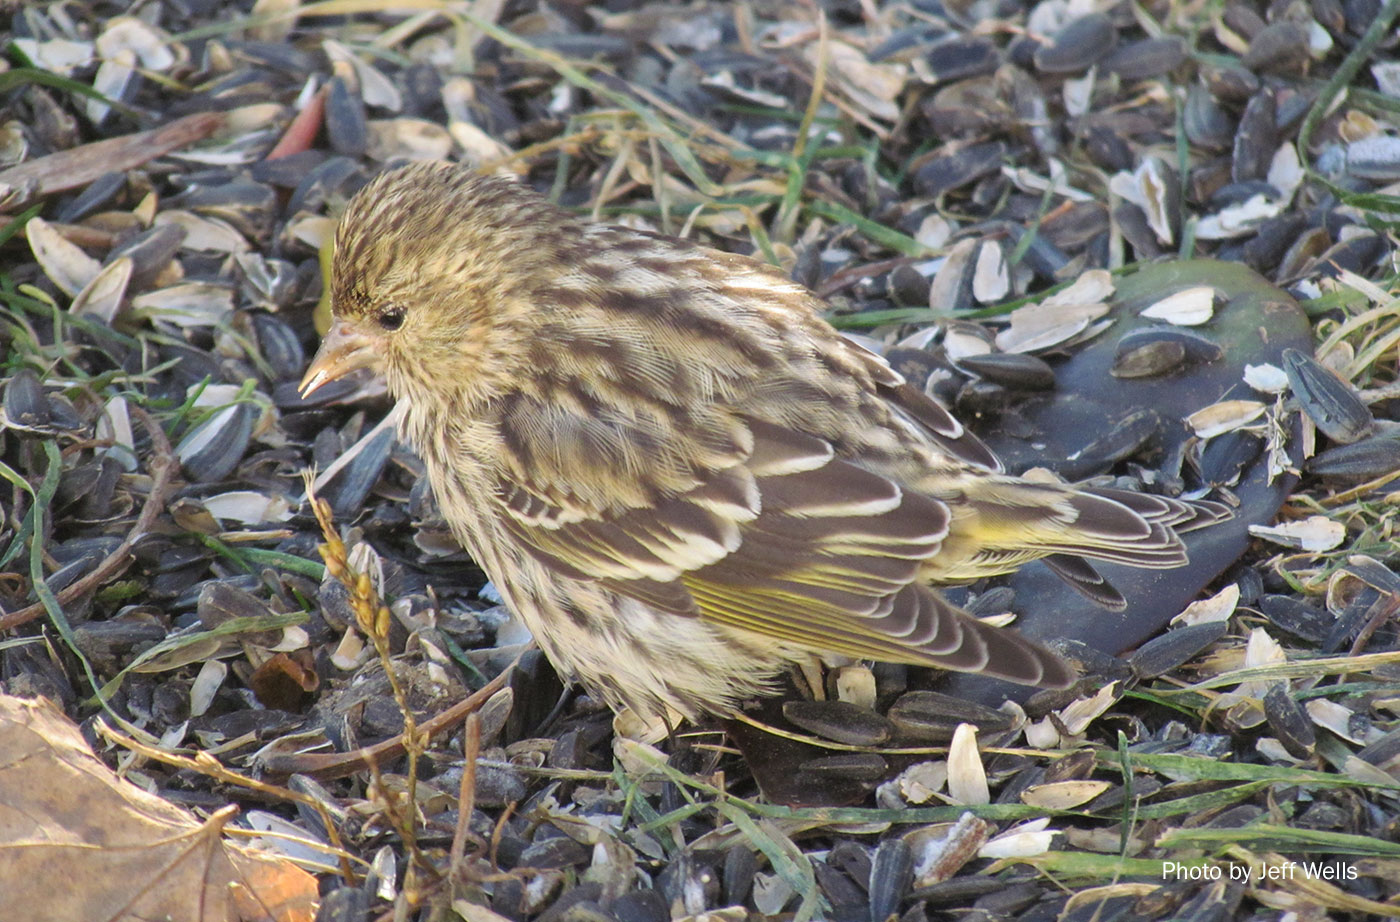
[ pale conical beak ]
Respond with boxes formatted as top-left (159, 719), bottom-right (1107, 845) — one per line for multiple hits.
top-left (300, 320), bottom-right (384, 397)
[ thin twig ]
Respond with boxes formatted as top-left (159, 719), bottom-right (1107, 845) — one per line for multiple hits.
top-left (449, 712), bottom-right (483, 885)
top-left (0, 406), bottom-right (179, 632)
top-left (1347, 594), bottom-right (1400, 660)
top-left (259, 663), bottom-right (515, 781)
top-left (0, 112), bottom-right (223, 212)
top-left (96, 720), bottom-right (359, 885)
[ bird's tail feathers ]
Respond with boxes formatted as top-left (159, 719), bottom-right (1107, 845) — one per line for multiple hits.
top-left (941, 480), bottom-right (1230, 574)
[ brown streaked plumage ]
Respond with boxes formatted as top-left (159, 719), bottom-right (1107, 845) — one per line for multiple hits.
top-left (301, 161), bottom-right (1228, 721)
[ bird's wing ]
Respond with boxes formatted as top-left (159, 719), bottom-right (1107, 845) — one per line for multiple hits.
top-left (825, 329), bottom-right (1005, 473)
top-left (873, 375), bottom-right (1004, 473)
top-left (491, 402), bottom-right (1068, 684)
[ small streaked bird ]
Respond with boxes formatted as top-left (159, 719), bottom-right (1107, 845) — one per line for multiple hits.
top-left (301, 161), bottom-right (1227, 722)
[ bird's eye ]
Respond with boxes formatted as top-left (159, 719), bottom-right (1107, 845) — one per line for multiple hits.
top-left (378, 306), bottom-right (406, 331)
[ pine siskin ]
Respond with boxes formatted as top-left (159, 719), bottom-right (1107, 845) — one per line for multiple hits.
top-left (301, 161), bottom-right (1227, 721)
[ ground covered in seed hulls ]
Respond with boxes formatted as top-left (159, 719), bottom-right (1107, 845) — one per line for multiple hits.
top-left (2, 1), bottom-right (1400, 920)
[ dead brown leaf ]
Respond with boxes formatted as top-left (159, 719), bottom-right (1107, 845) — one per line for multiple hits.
top-left (0, 694), bottom-right (318, 922)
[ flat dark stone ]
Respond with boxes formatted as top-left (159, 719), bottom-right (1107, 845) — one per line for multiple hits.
top-left (943, 259), bottom-right (1311, 704)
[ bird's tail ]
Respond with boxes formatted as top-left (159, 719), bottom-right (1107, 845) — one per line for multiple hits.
top-left (922, 477), bottom-right (1231, 607)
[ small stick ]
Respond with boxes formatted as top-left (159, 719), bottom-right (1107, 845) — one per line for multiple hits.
top-left (258, 666), bottom-right (513, 781)
top-left (449, 712), bottom-right (483, 883)
top-left (0, 406), bottom-right (180, 632)
top-left (0, 112), bottom-right (224, 211)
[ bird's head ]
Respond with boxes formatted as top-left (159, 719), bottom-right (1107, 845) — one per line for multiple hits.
top-left (299, 161), bottom-right (573, 405)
